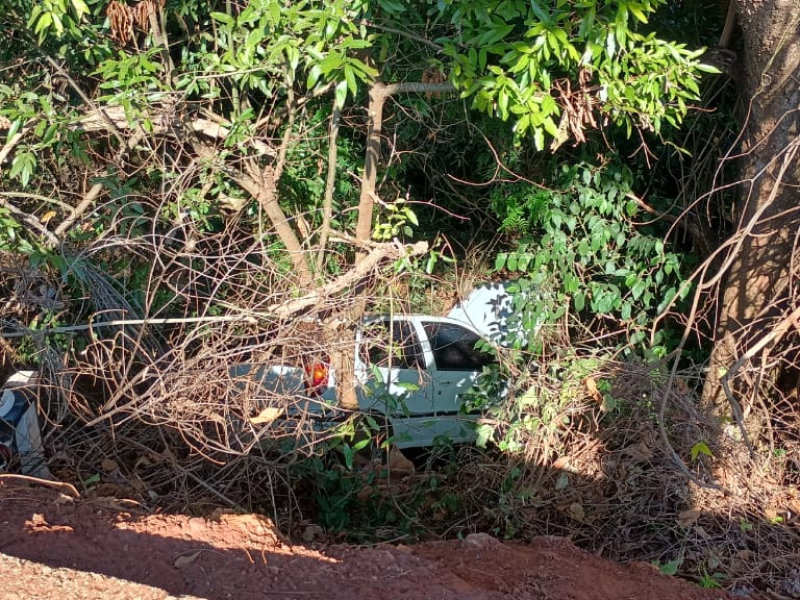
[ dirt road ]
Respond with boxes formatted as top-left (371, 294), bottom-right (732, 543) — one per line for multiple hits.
top-left (0, 480), bottom-right (730, 600)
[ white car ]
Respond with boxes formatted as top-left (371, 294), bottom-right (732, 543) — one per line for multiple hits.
top-left (230, 316), bottom-right (498, 449)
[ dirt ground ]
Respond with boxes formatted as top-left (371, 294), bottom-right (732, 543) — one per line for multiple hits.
top-left (0, 478), bottom-right (733, 600)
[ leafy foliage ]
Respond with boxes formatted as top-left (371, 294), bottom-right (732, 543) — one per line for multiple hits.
top-left (438, 0), bottom-right (712, 147)
top-left (493, 161), bottom-right (689, 356)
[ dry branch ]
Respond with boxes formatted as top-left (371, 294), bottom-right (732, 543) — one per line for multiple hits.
top-left (0, 197), bottom-right (60, 247)
top-left (223, 240), bottom-right (429, 319)
top-left (75, 105), bottom-right (277, 158)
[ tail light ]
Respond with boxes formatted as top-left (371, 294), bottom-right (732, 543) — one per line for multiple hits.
top-left (305, 361), bottom-right (329, 396)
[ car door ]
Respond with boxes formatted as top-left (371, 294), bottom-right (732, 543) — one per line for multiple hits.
top-left (356, 319), bottom-right (433, 416)
top-left (421, 320), bottom-right (497, 415)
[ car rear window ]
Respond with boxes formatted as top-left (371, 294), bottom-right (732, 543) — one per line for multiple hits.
top-left (362, 320), bottom-right (425, 370)
top-left (422, 322), bottom-right (496, 371)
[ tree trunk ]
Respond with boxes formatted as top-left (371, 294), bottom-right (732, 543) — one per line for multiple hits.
top-left (353, 81), bottom-right (454, 257)
top-left (701, 1), bottom-right (800, 431)
top-left (338, 80), bottom-right (454, 411)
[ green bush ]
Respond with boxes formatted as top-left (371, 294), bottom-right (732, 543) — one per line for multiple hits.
top-left (493, 160), bottom-right (690, 357)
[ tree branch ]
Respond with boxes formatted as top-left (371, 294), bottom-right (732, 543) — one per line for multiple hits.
top-left (77, 105), bottom-right (276, 158)
top-left (317, 101), bottom-right (341, 270)
top-left (382, 82), bottom-right (455, 96)
top-left (0, 197), bottom-right (60, 247)
top-left (220, 240), bottom-right (428, 319)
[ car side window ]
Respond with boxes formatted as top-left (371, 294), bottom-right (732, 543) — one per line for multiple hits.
top-left (362, 321), bottom-right (425, 370)
top-left (422, 322), bottom-right (496, 371)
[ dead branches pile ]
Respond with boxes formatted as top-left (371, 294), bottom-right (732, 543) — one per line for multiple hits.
top-left (0, 217), bottom-right (424, 506)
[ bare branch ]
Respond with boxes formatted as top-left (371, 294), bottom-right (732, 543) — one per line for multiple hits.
top-left (0, 197), bottom-right (60, 247)
top-left (77, 105), bottom-right (276, 158)
top-left (224, 240), bottom-right (429, 319)
top-left (51, 182), bottom-right (104, 244)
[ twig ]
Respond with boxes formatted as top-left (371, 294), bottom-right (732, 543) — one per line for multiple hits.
top-left (0, 197), bottom-right (60, 247)
top-left (0, 473), bottom-right (81, 499)
top-left (720, 303), bottom-right (800, 457)
top-left (118, 434), bottom-right (241, 510)
top-left (356, 19), bottom-right (444, 51)
top-left (656, 376), bottom-right (726, 493)
top-left (51, 181), bottom-right (104, 242)
top-left (0, 192), bottom-right (75, 214)
top-left (0, 314), bottom-right (258, 338)
top-left (225, 240), bottom-right (429, 319)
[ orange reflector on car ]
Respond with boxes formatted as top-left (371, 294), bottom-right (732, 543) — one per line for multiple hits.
top-left (305, 362), bottom-right (329, 395)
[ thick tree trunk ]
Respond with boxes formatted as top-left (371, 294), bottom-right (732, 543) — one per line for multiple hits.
top-left (701, 2), bottom-right (800, 429)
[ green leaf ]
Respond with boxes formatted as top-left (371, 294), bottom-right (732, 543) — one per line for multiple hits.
top-left (657, 558), bottom-right (682, 576)
top-left (319, 52), bottom-right (345, 75)
top-left (70, 0), bottom-right (90, 19)
top-left (7, 118), bottom-right (22, 140)
top-left (83, 473), bottom-right (101, 486)
top-left (574, 292), bottom-right (585, 312)
top-left (507, 253), bottom-right (518, 271)
top-left (528, 0), bottom-right (552, 26)
top-left (696, 62), bottom-right (721, 74)
top-left (9, 151), bottom-right (36, 187)
top-left (533, 128), bottom-right (544, 151)
top-left (486, 23), bottom-right (514, 45)
top-left (378, 0), bottom-right (407, 14)
top-left (497, 90), bottom-right (509, 119)
top-left (620, 302), bottom-right (631, 320)
top-left (628, 4), bottom-right (649, 24)
top-left (631, 280), bottom-right (646, 300)
top-left (34, 11), bottom-right (53, 36)
top-left (334, 79), bottom-right (348, 108)
top-left (353, 437), bottom-right (371, 451)
top-left (343, 64), bottom-right (357, 96)
top-left (307, 64), bottom-right (322, 89)
top-left (364, 414), bottom-right (380, 430)
top-left (475, 423), bottom-right (494, 448)
top-left (690, 441), bottom-right (713, 462)
top-left (342, 443), bottom-right (354, 469)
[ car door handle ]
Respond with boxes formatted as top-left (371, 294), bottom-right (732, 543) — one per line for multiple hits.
top-left (440, 380), bottom-right (452, 385)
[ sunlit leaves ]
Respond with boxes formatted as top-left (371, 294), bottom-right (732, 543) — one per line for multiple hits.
top-left (492, 162), bottom-right (688, 353)
top-left (373, 201), bottom-right (419, 241)
top-left (20, 0), bottom-right (708, 159)
top-left (434, 0), bottom-right (706, 145)
top-left (189, 0), bottom-right (705, 149)
top-left (9, 150), bottom-right (36, 187)
top-left (205, 0), bottom-right (377, 106)
top-left (27, 0), bottom-right (89, 42)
